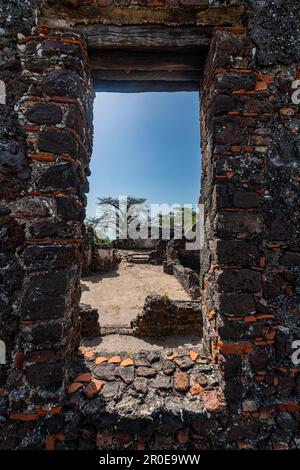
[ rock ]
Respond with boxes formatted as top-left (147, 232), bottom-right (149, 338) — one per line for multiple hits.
top-left (120, 358), bottom-right (134, 367)
top-left (162, 360), bottom-right (176, 376)
top-left (147, 352), bottom-right (160, 364)
top-left (38, 163), bottom-right (80, 192)
top-left (136, 367), bottom-right (156, 378)
top-left (132, 378), bottom-right (148, 396)
top-left (42, 70), bottom-right (82, 98)
top-left (93, 364), bottom-right (115, 382)
top-left (201, 390), bottom-right (226, 413)
top-left (177, 430), bottom-right (189, 445)
top-left (108, 355), bottom-right (122, 364)
top-left (27, 103), bottom-right (62, 125)
top-left (101, 382), bottom-right (120, 399)
top-left (84, 350), bottom-right (96, 360)
top-left (174, 372), bottom-right (189, 392)
top-left (84, 379), bottom-right (103, 398)
top-left (175, 356), bottom-right (194, 371)
top-left (96, 431), bottom-right (113, 449)
top-left (38, 130), bottom-right (78, 157)
top-left (74, 372), bottom-right (91, 383)
top-left (189, 351), bottom-right (199, 362)
top-left (150, 376), bottom-right (172, 391)
top-left (95, 357), bottom-right (108, 365)
top-left (67, 382), bottom-right (83, 395)
top-left (114, 366), bottom-right (135, 384)
top-left (190, 384), bottom-right (203, 396)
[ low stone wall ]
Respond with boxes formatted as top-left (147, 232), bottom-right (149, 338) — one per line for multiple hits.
top-left (2, 345), bottom-right (299, 450)
top-left (173, 264), bottom-right (201, 300)
top-left (82, 245), bottom-right (119, 276)
top-left (79, 303), bottom-right (100, 338)
top-left (131, 295), bottom-right (202, 337)
top-left (163, 239), bottom-right (201, 299)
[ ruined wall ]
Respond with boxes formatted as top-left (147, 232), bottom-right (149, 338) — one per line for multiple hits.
top-left (0, 0), bottom-right (93, 421)
top-left (200, 0), bottom-right (300, 416)
top-left (0, 0), bottom-right (299, 451)
top-left (131, 295), bottom-right (202, 337)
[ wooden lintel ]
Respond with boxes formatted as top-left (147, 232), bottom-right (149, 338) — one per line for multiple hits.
top-left (93, 80), bottom-right (201, 93)
top-left (81, 25), bottom-right (211, 50)
top-left (41, 5), bottom-right (245, 29)
top-left (92, 69), bottom-right (202, 82)
top-left (89, 49), bottom-right (207, 72)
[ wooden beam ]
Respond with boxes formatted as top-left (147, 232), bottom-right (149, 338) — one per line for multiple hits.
top-left (92, 70), bottom-right (202, 82)
top-left (93, 80), bottom-right (200, 93)
top-left (83, 25), bottom-right (211, 50)
top-left (41, 5), bottom-right (245, 28)
top-left (89, 50), bottom-right (206, 72)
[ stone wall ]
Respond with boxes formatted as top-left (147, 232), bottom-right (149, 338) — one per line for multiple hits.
top-left (82, 244), bottom-right (119, 276)
top-left (164, 238), bottom-right (201, 299)
top-left (0, 0), bottom-right (94, 414)
top-left (0, 0), bottom-right (300, 450)
top-left (131, 295), bottom-right (202, 337)
top-left (200, 0), bottom-right (300, 416)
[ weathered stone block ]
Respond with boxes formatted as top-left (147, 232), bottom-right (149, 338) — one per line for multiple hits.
top-left (218, 293), bottom-right (256, 316)
top-left (20, 293), bottom-right (66, 320)
top-left (27, 104), bottom-right (62, 125)
top-left (25, 361), bottom-right (64, 387)
top-left (38, 163), bottom-right (80, 192)
top-left (38, 130), bottom-right (78, 157)
top-left (42, 70), bottom-right (82, 98)
top-left (216, 269), bottom-right (261, 293)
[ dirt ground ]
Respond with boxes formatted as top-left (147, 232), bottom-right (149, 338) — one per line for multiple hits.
top-left (82, 333), bottom-right (202, 354)
top-left (81, 261), bottom-right (190, 328)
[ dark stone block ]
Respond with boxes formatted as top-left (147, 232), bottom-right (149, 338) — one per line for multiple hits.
top-left (56, 196), bottom-right (85, 221)
top-left (22, 244), bottom-right (80, 270)
top-left (42, 70), bottom-right (82, 98)
top-left (20, 293), bottom-right (66, 320)
top-left (233, 191), bottom-right (260, 209)
top-left (218, 293), bottom-right (256, 316)
top-left (213, 240), bottom-right (259, 266)
top-left (27, 104), bottom-right (62, 125)
top-left (38, 130), bottom-right (78, 157)
top-left (216, 269), bottom-right (261, 293)
top-left (249, 349), bottom-right (269, 371)
top-left (28, 218), bottom-right (78, 238)
top-left (215, 73), bottom-right (256, 91)
top-left (23, 322), bottom-right (63, 345)
top-left (215, 212), bottom-right (263, 237)
top-left (38, 163), bottom-right (80, 192)
top-left (27, 269), bottom-right (74, 295)
top-left (25, 361), bottom-right (64, 386)
top-left (215, 126), bottom-right (244, 146)
top-left (0, 220), bottom-right (25, 253)
top-left (248, 0), bottom-right (300, 65)
top-left (210, 95), bottom-right (238, 118)
top-left (0, 146), bottom-right (30, 181)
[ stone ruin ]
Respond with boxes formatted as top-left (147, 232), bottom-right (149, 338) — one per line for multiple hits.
top-left (0, 0), bottom-right (300, 450)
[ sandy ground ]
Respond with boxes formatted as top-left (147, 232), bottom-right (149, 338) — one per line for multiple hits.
top-left (82, 333), bottom-right (202, 354)
top-left (81, 261), bottom-right (190, 328)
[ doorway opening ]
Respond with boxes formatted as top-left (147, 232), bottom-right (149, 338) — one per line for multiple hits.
top-left (80, 91), bottom-right (202, 354)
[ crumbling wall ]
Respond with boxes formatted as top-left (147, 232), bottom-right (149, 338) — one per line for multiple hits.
top-left (200, 0), bottom-right (300, 416)
top-left (0, 0), bottom-right (93, 419)
top-left (0, 0), bottom-right (299, 451)
top-left (163, 239), bottom-right (201, 299)
top-left (131, 295), bottom-right (202, 337)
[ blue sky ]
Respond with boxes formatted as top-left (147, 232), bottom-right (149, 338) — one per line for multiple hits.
top-left (86, 92), bottom-right (201, 219)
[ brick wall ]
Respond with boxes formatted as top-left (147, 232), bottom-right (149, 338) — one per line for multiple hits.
top-left (200, 1), bottom-right (300, 414)
top-left (0, 0), bottom-right (300, 450)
